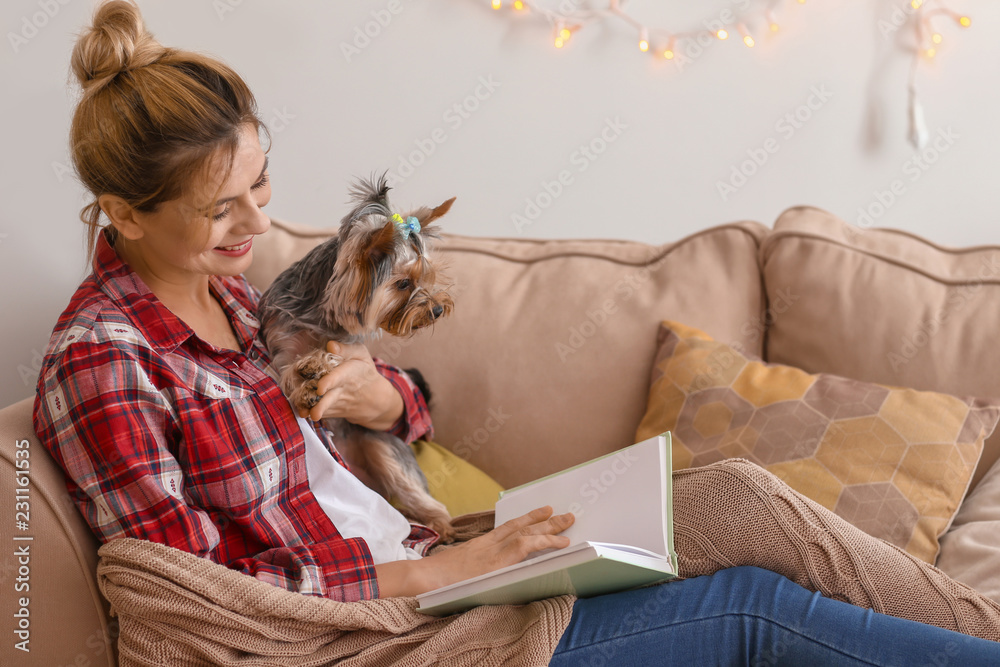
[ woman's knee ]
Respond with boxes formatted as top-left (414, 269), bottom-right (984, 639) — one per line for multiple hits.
top-left (676, 458), bottom-right (776, 499)
top-left (698, 566), bottom-right (809, 615)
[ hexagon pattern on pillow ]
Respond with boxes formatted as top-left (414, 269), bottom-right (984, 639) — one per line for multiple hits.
top-left (637, 321), bottom-right (1000, 563)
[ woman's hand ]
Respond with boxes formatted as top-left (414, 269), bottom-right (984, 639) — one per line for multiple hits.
top-left (374, 506), bottom-right (575, 598)
top-left (300, 341), bottom-right (404, 431)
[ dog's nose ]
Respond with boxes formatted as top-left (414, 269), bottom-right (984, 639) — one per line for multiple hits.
top-left (432, 305), bottom-right (444, 319)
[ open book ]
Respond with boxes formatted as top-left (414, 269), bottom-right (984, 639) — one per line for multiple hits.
top-left (416, 433), bottom-right (676, 616)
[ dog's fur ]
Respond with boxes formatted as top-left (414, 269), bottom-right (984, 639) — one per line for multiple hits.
top-left (257, 174), bottom-right (456, 541)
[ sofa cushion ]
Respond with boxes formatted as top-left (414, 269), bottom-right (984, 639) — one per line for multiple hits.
top-left (635, 321), bottom-right (1000, 563)
top-left (936, 456), bottom-right (1000, 602)
top-left (761, 207), bottom-right (1000, 491)
top-left (245, 218), bottom-right (768, 488)
top-left (411, 439), bottom-right (504, 517)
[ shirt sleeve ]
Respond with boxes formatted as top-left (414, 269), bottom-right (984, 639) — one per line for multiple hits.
top-left (373, 358), bottom-right (434, 443)
top-left (34, 341), bottom-right (380, 601)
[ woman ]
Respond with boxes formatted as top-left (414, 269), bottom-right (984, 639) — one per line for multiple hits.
top-left (34, 1), bottom-right (1000, 664)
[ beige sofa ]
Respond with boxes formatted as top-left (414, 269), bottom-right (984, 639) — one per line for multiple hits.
top-left (3, 205), bottom-right (1000, 665)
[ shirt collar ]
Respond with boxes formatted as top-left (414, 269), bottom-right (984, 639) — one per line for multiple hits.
top-left (92, 229), bottom-right (259, 355)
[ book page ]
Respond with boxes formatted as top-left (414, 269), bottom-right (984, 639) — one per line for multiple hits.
top-left (494, 435), bottom-right (669, 557)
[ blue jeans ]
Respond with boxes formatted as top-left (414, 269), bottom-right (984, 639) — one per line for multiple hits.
top-left (551, 567), bottom-right (1000, 666)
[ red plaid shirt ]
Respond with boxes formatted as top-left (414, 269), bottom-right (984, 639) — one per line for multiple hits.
top-left (33, 231), bottom-right (437, 601)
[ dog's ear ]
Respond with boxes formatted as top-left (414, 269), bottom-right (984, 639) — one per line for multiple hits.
top-left (424, 197), bottom-right (456, 223)
top-left (405, 196), bottom-right (456, 238)
top-left (333, 219), bottom-right (398, 332)
top-left (358, 218), bottom-right (398, 285)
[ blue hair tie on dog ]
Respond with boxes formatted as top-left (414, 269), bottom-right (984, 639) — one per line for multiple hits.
top-left (392, 214), bottom-right (421, 239)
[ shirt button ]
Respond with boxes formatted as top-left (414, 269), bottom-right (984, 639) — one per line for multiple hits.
top-left (249, 349), bottom-right (260, 361)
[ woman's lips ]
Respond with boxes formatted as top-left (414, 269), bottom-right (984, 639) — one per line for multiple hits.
top-left (214, 238), bottom-right (253, 257)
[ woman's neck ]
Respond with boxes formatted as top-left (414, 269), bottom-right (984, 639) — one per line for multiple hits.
top-left (116, 239), bottom-right (240, 351)
top-left (128, 242), bottom-right (210, 301)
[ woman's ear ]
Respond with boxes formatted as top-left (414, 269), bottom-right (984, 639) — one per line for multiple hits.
top-left (98, 194), bottom-right (145, 242)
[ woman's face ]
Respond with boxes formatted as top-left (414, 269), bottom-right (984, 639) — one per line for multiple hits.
top-left (125, 123), bottom-right (271, 283)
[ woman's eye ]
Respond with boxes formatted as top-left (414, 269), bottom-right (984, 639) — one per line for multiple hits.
top-left (396, 279), bottom-right (411, 290)
top-left (251, 174), bottom-right (269, 191)
top-left (213, 205), bottom-right (231, 221)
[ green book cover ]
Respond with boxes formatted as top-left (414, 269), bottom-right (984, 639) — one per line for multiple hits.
top-left (417, 434), bottom-right (676, 616)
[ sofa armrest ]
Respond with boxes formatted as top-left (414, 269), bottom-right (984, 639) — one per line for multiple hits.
top-left (0, 397), bottom-right (116, 666)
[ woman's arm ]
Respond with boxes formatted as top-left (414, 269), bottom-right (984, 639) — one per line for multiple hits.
top-left (34, 341), bottom-right (385, 601)
top-left (302, 341), bottom-right (429, 438)
top-left (375, 506), bottom-right (575, 597)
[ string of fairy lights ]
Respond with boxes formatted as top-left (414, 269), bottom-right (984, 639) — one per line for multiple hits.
top-left (906, 2), bottom-right (971, 147)
top-left (486, 0), bottom-right (973, 148)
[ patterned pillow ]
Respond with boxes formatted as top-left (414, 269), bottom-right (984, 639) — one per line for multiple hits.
top-left (636, 321), bottom-right (1000, 563)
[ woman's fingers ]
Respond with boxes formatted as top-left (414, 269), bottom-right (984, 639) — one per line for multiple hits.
top-left (413, 508), bottom-right (576, 593)
top-left (491, 506), bottom-right (575, 542)
top-left (307, 390), bottom-right (338, 421)
top-left (490, 509), bottom-right (575, 567)
top-left (315, 362), bottom-right (351, 396)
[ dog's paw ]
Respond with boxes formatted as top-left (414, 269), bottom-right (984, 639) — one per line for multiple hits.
top-left (302, 381), bottom-right (322, 408)
top-left (295, 352), bottom-right (340, 380)
top-left (427, 516), bottom-right (457, 544)
top-left (289, 379), bottom-right (322, 411)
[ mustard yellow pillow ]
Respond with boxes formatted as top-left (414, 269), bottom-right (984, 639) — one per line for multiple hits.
top-left (411, 440), bottom-right (504, 517)
top-left (636, 321), bottom-right (1000, 563)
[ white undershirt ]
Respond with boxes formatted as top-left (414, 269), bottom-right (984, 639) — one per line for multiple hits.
top-left (296, 415), bottom-right (422, 564)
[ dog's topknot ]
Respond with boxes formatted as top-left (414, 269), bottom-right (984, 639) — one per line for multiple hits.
top-left (342, 172), bottom-right (392, 229)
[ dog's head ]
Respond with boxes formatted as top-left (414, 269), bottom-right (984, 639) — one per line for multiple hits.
top-left (325, 173), bottom-right (455, 337)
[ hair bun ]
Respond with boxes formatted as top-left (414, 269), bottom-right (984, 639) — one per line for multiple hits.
top-left (71, 0), bottom-right (167, 93)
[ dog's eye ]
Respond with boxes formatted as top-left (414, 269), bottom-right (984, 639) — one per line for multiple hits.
top-left (396, 279), bottom-right (411, 290)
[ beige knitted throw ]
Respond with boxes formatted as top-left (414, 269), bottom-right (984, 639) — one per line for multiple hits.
top-left (672, 460), bottom-right (1000, 642)
top-left (97, 512), bottom-right (575, 666)
top-left (97, 460), bottom-right (1000, 667)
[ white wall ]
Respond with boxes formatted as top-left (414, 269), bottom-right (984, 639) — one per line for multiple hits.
top-left (2, 0), bottom-right (998, 408)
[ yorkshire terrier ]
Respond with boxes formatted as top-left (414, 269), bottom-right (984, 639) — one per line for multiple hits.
top-left (258, 174), bottom-right (456, 541)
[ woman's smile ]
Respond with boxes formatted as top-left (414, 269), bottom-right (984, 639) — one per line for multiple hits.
top-left (214, 237), bottom-right (254, 257)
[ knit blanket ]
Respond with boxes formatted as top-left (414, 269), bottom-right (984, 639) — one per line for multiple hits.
top-left (98, 460), bottom-right (1000, 666)
top-left (671, 460), bottom-right (1000, 643)
top-left (97, 512), bottom-right (574, 666)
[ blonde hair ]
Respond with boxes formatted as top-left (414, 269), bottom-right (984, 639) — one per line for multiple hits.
top-left (70, 0), bottom-right (268, 259)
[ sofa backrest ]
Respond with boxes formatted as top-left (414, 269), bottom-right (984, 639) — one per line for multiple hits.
top-left (761, 206), bottom-right (1000, 489)
top-left (245, 219), bottom-right (769, 487)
